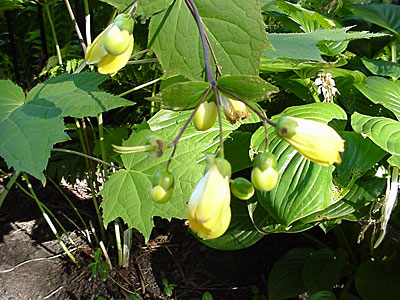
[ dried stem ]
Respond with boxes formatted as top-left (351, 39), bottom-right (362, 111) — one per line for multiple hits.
top-left (64, 0), bottom-right (87, 53)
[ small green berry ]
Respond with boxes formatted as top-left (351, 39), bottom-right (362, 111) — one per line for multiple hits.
top-left (231, 177), bottom-right (255, 200)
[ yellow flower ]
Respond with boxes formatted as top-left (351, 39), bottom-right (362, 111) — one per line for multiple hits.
top-left (219, 94), bottom-right (250, 124)
top-left (85, 14), bottom-right (134, 76)
top-left (275, 116), bottom-right (344, 166)
top-left (187, 157), bottom-right (232, 240)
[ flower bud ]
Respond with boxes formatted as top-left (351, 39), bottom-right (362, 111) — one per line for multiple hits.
top-left (251, 152), bottom-right (278, 192)
top-left (146, 135), bottom-right (165, 158)
top-left (231, 177), bottom-right (255, 200)
top-left (219, 94), bottom-right (250, 124)
top-left (275, 116), bottom-right (344, 166)
top-left (150, 171), bottom-right (174, 203)
top-left (192, 101), bottom-right (217, 131)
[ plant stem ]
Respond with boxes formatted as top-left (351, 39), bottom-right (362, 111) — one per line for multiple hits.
top-left (213, 87), bottom-right (224, 154)
top-left (51, 148), bottom-right (120, 170)
top-left (44, 4), bottom-right (62, 65)
top-left (64, 0), bottom-right (87, 53)
top-left (97, 114), bottom-right (109, 177)
top-left (217, 86), bottom-right (276, 126)
top-left (118, 78), bottom-right (161, 97)
top-left (0, 171), bottom-right (21, 209)
top-left (122, 228), bottom-right (133, 267)
top-left (83, 0), bottom-right (91, 46)
top-left (392, 42), bottom-right (398, 63)
top-left (129, 0), bottom-right (140, 16)
top-left (22, 173), bottom-right (79, 266)
top-left (128, 58), bottom-right (158, 64)
top-left (115, 221), bottom-right (123, 267)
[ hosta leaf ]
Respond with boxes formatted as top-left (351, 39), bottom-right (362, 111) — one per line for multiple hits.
top-left (334, 132), bottom-right (387, 187)
top-left (351, 112), bottom-right (400, 155)
top-left (264, 28), bottom-right (386, 62)
top-left (268, 247), bottom-right (312, 300)
top-left (354, 76), bottom-right (400, 120)
top-left (154, 81), bottom-right (210, 110)
top-left (302, 248), bottom-right (348, 292)
top-left (0, 74), bottom-right (132, 183)
top-left (27, 72), bottom-right (133, 118)
top-left (217, 75), bottom-right (279, 102)
top-left (362, 58), bottom-right (400, 80)
top-left (149, 0), bottom-right (268, 80)
top-left (101, 108), bottom-right (261, 241)
top-left (388, 155), bottom-right (400, 168)
top-left (348, 4), bottom-right (400, 37)
top-left (201, 197), bottom-right (264, 251)
top-left (251, 103), bottom-right (347, 226)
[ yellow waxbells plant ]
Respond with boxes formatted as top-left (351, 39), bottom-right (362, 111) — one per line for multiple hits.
top-left (150, 171), bottom-right (174, 203)
top-left (219, 94), bottom-right (251, 124)
top-left (251, 152), bottom-right (278, 192)
top-left (275, 116), bottom-right (344, 166)
top-left (85, 14), bottom-right (134, 76)
top-left (192, 101), bottom-right (217, 131)
top-left (187, 156), bottom-right (232, 240)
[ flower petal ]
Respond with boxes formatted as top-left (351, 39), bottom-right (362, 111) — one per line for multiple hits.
top-left (85, 24), bottom-right (113, 64)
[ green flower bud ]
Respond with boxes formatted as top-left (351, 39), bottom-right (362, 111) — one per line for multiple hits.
top-left (104, 25), bottom-right (131, 56)
top-left (150, 171), bottom-right (174, 203)
top-left (193, 101), bottom-right (217, 131)
top-left (251, 152), bottom-right (278, 192)
top-left (231, 177), bottom-right (254, 200)
top-left (113, 14), bottom-right (134, 34)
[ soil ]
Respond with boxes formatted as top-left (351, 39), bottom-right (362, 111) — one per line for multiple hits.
top-left (0, 174), bottom-right (311, 300)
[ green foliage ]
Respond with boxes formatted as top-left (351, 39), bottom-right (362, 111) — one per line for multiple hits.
top-left (362, 58), bottom-right (400, 80)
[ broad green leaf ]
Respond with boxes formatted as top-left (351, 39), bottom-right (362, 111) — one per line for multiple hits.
top-left (354, 77), bottom-right (400, 120)
top-left (251, 103), bottom-right (347, 226)
top-left (27, 72), bottom-right (133, 118)
top-left (136, 0), bottom-right (174, 17)
top-left (264, 28), bottom-right (387, 62)
top-left (224, 131), bottom-right (253, 173)
top-left (302, 248), bottom-right (348, 292)
top-left (351, 112), bottom-right (400, 155)
top-left (98, 0), bottom-right (132, 11)
top-left (217, 75), bottom-right (279, 102)
top-left (348, 4), bottom-right (400, 37)
top-left (356, 257), bottom-right (400, 300)
top-left (101, 107), bottom-right (261, 241)
top-left (362, 58), bottom-right (400, 80)
top-left (201, 197), bottom-right (264, 251)
top-left (334, 132), bottom-right (387, 187)
top-left (308, 291), bottom-right (337, 300)
top-left (268, 247), bottom-right (312, 300)
top-left (155, 81), bottom-right (210, 110)
top-left (388, 155), bottom-right (400, 168)
top-left (149, 0), bottom-right (269, 81)
top-left (259, 57), bottom-right (348, 73)
top-left (300, 176), bottom-right (385, 224)
top-left (0, 80), bottom-right (25, 122)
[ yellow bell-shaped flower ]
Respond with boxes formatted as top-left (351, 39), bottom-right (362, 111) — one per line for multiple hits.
top-left (275, 116), bottom-right (345, 166)
top-left (219, 94), bottom-right (250, 124)
top-left (85, 14), bottom-right (134, 76)
top-left (187, 157), bottom-right (232, 240)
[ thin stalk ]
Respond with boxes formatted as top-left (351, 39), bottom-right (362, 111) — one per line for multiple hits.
top-left (97, 114), bottom-right (109, 177)
top-left (118, 78), bottom-right (161, 97)
top-left (44, 4), bottom-right (62, 65)
top-left (128, 58), bottom-right (158, 64)
top-left (83, 0), bottom-right (91, 46)
top-left (150, 70), bottom-right (159, 117)
top-left (213, 87), bottom-right (224, 153)
top-left (46, 175), bottom-right (89, 234)
top-left (52, 148), bottom-right (120, 170)
top-left (130, 49), bottom-right (150, 59)
top-left (129, 0), bottom-right (140, 16)
top-left (64, 0), bottom-right (87, 53)
top-left (75, 119), bottom-right (107, 242)
top-left (217, 86), bottom-right (276, 126)
top-left (115, 221), bottom-right (123, 267)
top-left (22, 173), bottom-right (79, 266)
top-left (122, 228), bottom-right (133, 267)
top-left (392, 42), bottom-right (398, 64)
top-left (0, 171), bottom-right (21, 209)
top-left (99, 241), bottom-right (113, 269)
top-left (37, 3), bottom-right (48, 59)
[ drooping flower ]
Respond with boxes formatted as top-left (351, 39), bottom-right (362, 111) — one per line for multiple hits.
top-left (219, 94), bottom-right (251, 124)
top-left (275, 116), bottom-right (344, 166)
top-left (251, 152), bottom-right (278, 192)
top-left (187, 157), bottom-right (232, 240)
top-left (150, 171), bottom-right (174, 203)
top-left (85, 14), bottom-right (134, 76)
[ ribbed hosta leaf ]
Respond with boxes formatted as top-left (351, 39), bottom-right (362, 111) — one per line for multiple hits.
top-left (351, 112), bottom-right (400, 155)
top-left (354, 76), bottom-right (400, 120)
top-left (251, 103), bottom-right (347, 226)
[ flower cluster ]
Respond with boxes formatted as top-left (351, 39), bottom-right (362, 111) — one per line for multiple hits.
top-left (313, 72), bottom-right (340, 102)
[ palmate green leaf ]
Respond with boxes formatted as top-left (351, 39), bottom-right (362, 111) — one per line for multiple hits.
top-left (27, 72), bottom-right (133, 118)
top-left (351, 112), bottom-right (400, 155)
top-left (334, 132), bottom-right (387, 187)
top-left (200, 197), bottom-right (264, 251)
top-left (354, 77), bottom-right (400, 121)
top-left (264, 28), bottom-right (387, 62)
top-left (303, 248), bottom-right (348, 293)
top-left (362, 58), bottom-right (400, 80)
top-left (101, 108), bottom-right (261, 241)
top-left (268, 247), bottom-right (312, 300)
top-left (348, 4), bottom-right (400, 37)
top-left (251, 103), bottom-right (347, 226)
top-left (149, 0), bottom-right (269, 81)
top-left (155, 81), bottom-right (210, 110)
top-left (136, 0), bottom-right (174, 17)
top-left (217, 75), bottom-right (279, 102)
top-left (0, 74), bottom-right (132, 183)
top-left (98, 0), bottom-right (133, 11)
